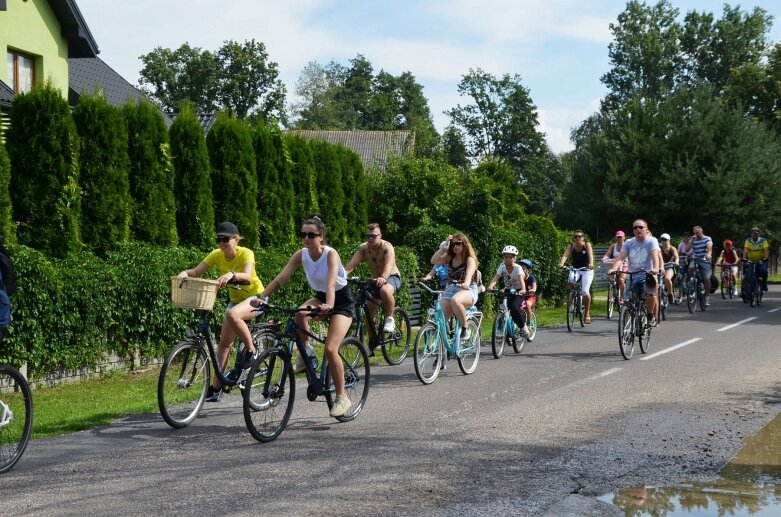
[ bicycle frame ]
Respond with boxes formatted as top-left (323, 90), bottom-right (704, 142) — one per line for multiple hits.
top-left (419, 283), bottom-right (481, 357)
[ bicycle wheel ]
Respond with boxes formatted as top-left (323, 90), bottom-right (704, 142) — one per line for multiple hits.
top-left (638, 311), bottom-right (651, 354)
top-left (686, 277), bottom-right (696, 314)
top-left (578, 294), bottom-right (585, 327)
top-left (491, 312), bottom-right (507, 359)
top-left (380, 307), bottom-right (411, 366)
top-left (618, 306), bottom-right (634, 360)
top-left (158, 340), bottom-right (210, 429)
top-left (607, 281), bottom-right (616, 319)
top-left (720, 274), bottom-right (728, 299)
top-left (660, 290), bottom-right (667, 322)
top-left (522, 311), bottom-right (537, 344)
top-left (566, 291), bottom-right (576, 331)
top-left (243, 348), bottom-right (295, 442)
top-left (243, 331), bottom-right (279, 411)
top-left (0, 365), bottom-right (33, 474)
top-left (673, 275), bottom-right (684, 305)
top-left (413, 324), bottom-right (442, 385)
top-left (457, 318), bottom-right (480, 375)
top-left (698, 279), bottom-right (707, 311)
top-left (324, 337), bottom-right (370, 422)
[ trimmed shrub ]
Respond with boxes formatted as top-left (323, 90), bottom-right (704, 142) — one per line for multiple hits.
top-left (73, 94), bottom-right (131, 255)
top-left (252, 125), bottom-right (295, 247)
top-left (0, 131), bottom-right (13, 242)
top-left (311, 140), bottom-right (347, 244)
top-left (170, 106), bottom-right (214, 248)
top-left (6, 81), bottom-right (81, 257)
top-left (285, 135), bottom-right (318, 221)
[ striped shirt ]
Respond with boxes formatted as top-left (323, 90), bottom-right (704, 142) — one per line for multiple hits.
top-left (690, 235), bottom-right (712, 260)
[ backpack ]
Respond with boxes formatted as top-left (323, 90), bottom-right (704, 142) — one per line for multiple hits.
top-left (0, 234), bottom-right (18, 296)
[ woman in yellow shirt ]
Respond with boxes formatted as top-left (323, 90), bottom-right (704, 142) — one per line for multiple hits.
top-left (177, 222), bottom-right (264, 401)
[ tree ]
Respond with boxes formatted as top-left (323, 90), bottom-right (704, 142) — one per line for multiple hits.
top-left (169, 106), bottom-right (214, 248)
top-left (439, 124), bottom-right (469, 170)
top-left (6, 82), bottom-right (81, 257)
top-left (253, 125), bottom-right (295, 247)
top-left (73, 94), bottom-right (131, 255)
top-left (724, 42), bottom-right (781, 134)
top-left (310, 141), bottom-right (346, 245)
top-left (290, 60), bottom-right (346, 130)
top-left (0, 122), bottom-right (13, 242)
top-left (284, 135), bottom-right (318, 222)
top-left (139, 40), bottom-right (286, 121)
top-left (123, 100), bottom-right (178, 246)
top-left (206, 113), bottom-right (259, 248)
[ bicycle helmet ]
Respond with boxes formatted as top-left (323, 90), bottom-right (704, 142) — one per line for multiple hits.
top-left (520, 259), bottom-right (533, 269)
top-left (751, 226), bottom-right (760, 233)
top-left (502, 245), bottom-right (518, 256)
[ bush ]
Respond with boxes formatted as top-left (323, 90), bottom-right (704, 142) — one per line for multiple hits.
top-left (0, 132), bottom-right (13, 242)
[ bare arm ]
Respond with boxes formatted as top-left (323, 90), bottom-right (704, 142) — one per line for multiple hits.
top-left (178, 261), bottom-right (209, 278)
top-left (602, 244), bottom-right (615, 263)
top-left (608, 247), bottom-right (629, 274)
top-left (343, 246), bottom-right (364, 275)
top-left (558, 245), bottom-right (572, 268)
top-left (462, 257), bottom-right (477, 290)
top-left (586, 243), bottom-right (594, 268)
top-left (323, 248), bottom-right (341, 309)
top-left (431, 247), bottom-right (450, 266)
top-left (487, 273), bottom-right (501, 290)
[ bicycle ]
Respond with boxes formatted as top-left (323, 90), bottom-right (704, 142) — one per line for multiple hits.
top-left (616, 271), bottom-right (653, 360)
top-left (158, 278), bottom-right (275, 429)
top-left (347, 278), bottom-right (411, 365)
top-left (242, 304), bottom-right (369, 442)
top-left (685, 259), bottom-right (708, 314)
top-left (604, 259), bottom-right (623, 320)
top-left (563, 266), bottom-right (590, 331)
top-left (657, 272), bottom-right (669, 322)
top-left (413, 282), bottom-right (482, 384)
top-left (672, 259), bottom-right (688, 305)
top-left (489, 289), bottom-right (536, 358)
top-left (0, 364), bottom-right (33, 474)
top-left (741, 259), bottom-right (764, 308)
top-left (719, 263), bottom-right (736, 300)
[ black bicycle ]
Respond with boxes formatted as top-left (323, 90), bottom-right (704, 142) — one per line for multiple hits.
top-left (617, 271), bottom-right (653, 360)
top-left (242, 304), bottom-right (369, 442)
top-left (686, 259), bottom-right (708, 314)
top-left (741, 259), bottom-right (764, 308)
top-left (0, 364), bottom-right (33, 473)
top-left (657, 272), bottom-right (669, 322)
top-left (563, 266), bottom-right (590, 331)
top-left (348, 278), bottom-right (411, 365)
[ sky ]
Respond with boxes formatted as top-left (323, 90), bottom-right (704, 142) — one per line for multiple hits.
top-left (74, 0), bottom-right (781, 154)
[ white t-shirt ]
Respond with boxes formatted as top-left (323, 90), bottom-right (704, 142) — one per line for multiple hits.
top-left (622, 236), bottom-right (660, 273)
top-left (495, 263), bottom-right (524, 290)
top-left (302, 246), bottom-right (347, 293)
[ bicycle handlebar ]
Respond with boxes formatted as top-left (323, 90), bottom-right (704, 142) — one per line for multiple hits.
top-left (416, 281), bottom-right (442, 295)
top-left (252, 302), bottom-right (324, 317)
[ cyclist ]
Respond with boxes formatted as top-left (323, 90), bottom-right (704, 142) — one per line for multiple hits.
top-left (486, 246), bottom-right (529, 337)
top-left (685, 225), bottom-right (714, 306)
top-left (345, 223), bottom-right (402, 333)
top-left (519, 259), bottom-right (537, 341)
top-left (602, 230), bottom-right (628, 302)
top-left (607, 219), bottom-right (662, 326)
top-left (422, 265), bottom-right (449, 288)
top-left (743, 227), bottom-right (769, 292)
top-left (717, 239), bottom-right (740, 296)
top-left (558, 230), bottom-right (594, 324)
top-left (251, 215), bottom-right (355, 418)
top-left (177, 221), bottom-right (265, 402)
top-left (431, 232), bottom-right (479, 342)
top-left (659, 233), bottom-right (679, 304)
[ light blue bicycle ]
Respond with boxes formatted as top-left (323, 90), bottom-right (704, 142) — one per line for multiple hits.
top-left (413, 282), bottom-right (483, 385)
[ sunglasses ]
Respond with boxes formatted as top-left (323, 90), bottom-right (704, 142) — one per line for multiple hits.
top-left (216, 236), bottom-right (231, 244)
top-left (633, 226), bottom-right (645, 230)
top-left (365, 233), bottom-right (380, 240)
top-left (451, 241), bottom-right (464, 246)
top-left (299, 231), bottom-right (321, 239)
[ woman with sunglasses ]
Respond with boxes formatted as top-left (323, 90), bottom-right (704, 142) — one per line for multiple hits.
top-left (558, 230), bottom-right (594, 323)
top-left (177, 221), bottom-right (265, 401)
top-left (252, 215), bottom-right (355, 418)
top-left (431, 233), bottom-right (480, 342)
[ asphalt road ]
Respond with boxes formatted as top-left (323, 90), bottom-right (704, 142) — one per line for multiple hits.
top-left (2, 287), bottom-right (780, 516)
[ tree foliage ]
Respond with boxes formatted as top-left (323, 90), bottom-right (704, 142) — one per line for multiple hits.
top-left (139, 39), bottom-right (287, 122)
top-left (73, 94), bottom-right (131, 255)
top-left (169, 105), bottom-right (214, 248)
top-left (310, 140), bottom-right (346, 245)
top-left (0, 124), bottom-right (13, 242)
top-left (253, 125), bottom-right (295, 247)
top-left (6, 82), bottom-right (81, 257)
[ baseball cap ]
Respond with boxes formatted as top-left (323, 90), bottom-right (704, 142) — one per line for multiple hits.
top-left (681, 231), bottom-right (690, 237)
top-left (615, 230), bottom-right (625, 238)
top-left (216, 221), bottom-right (239, 237)
top-left (660, 233), bottom-right (670, 241)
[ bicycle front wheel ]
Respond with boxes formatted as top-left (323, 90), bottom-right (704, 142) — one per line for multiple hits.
top-left (566, 291), bottom-right (576, 331)
top-left (158, 340), bottom-right (210, 429)
top-left (457, 318), bottom-right (481, 375)
top-left (607, 282), bottom-right (616, 319)
top-left (673, 276), bottom-right (684, 305)
top-left (243, 331), bottom-right (279, 412)
top-left (243, 348), bottom-right (295, 442)
top-left (0, 365), bottom-right (33, 474)
top-left (491, 313), bottom-right (507, 359)
top-left (325, 337), bottom-right (370, 422)
top-left (521, 311), bottom-right (537, 347)
top-left (698, 279), bottom-right (707, 311)
top-left (618, 306), bottom-right (634, 360)
top-left (414, 324), bottom-right (442, 385)
top-left (720, 274), bottom-right (728, 299)
top-left (381, 307), bottom-right (411, 365)
top-left (686, 278), bottom-right (696, 314)
top-left (638, 311), bottom-right (651, 354)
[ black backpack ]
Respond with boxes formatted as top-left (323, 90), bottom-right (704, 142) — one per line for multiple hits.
top-left (0, 234), bottom-right (18, 296)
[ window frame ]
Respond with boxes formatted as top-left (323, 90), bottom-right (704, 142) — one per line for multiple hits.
top-left (7, 49), bottom-right (36, 94)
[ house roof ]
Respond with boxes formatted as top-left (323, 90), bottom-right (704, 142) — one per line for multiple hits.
top-left (69, 57), bottom-right (145, 106)
top-left (47, 0), bottom-right (99, 58)
top-left (0, 80), bottom-right (13, 109)
top-left (283, 130), bottom-right (414, 171)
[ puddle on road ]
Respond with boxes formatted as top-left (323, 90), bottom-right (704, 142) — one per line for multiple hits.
top-left (599, 411), bottom-right (781, 516)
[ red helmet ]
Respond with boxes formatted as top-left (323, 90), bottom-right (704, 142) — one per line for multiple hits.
top-left (724, 239), bottom-right (733, 248)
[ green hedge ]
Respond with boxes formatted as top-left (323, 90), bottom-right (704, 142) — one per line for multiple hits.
top-left (0, 241), bottom-right (419, 376)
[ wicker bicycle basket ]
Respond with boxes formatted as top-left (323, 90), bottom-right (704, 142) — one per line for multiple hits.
top-left (171, 277), bottom-right (219, 311)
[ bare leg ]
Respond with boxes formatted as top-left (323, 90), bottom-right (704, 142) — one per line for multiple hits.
top-left (324, 314), bottom-right (353, 397)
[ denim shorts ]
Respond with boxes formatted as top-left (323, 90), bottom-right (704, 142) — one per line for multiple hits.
top-left (441, 284), bottom-right (478, 305)
top-left (367, 274), bottom-right (402, 298)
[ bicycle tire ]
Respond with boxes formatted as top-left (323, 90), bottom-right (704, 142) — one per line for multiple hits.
top-left (566, 291), bottom-right (576, 332)
top-left (686, 277), bottom-right (696, 314)
top-left (381, 307), bottom-right (411, 366)
top-left (698, 279), bottom-right (707, 311)
top-left (324, 337), bottom-right (370, 422)
top-left (158, 340), bottom-right (210, 429)
top-left (491, 313), bottom-right (507, 359)
top-left (243, 348), bottom-right (295, 442)
top-left (660, 289), bottom-right (667, 321)
top-left (413, 324), bottom-right (442, 385)
top-left (0, 365), bottom-right (33, 474)
top-left (578, 294), bottom-right (585, 327)
top-left (638, 311), bottom-right (651, 354)
top-left (673, 275), bottom-right (684, 305)
top-left (607, 282), bottom-right (616, 320)
top-left (618, 306), bottom-right (634, 360)
top-left (242, 330), bottom-right (279, 411)
top-left (720, 274), bottom-right (728, 300)
top-left (523, 311), bottom-right (537, 344)
top-left (457, 318), bottom-right (480, 375)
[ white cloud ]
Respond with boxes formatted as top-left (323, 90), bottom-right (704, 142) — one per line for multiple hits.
top-left (537, 97), bottom-right (602, 154)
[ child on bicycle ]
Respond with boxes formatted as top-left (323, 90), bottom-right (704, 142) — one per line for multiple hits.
top-left (519, 259), bottom-right (537, 341)
top-left (487, 246), bottom-right (529, 337)
top-left (717, 239), bottom-right (739, 296)
top-left (422, 265), bottom-right (449, 289)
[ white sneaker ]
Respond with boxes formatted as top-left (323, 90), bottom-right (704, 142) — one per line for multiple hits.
top-left (522, 325), bottom-right (530, 337)
top-left (382, 316), bottom-right (395, 333)
top-left (330, 396), bottom-right (353, 418)
top-left (705, 296), bottom-right (711, 307)
top-left (732, 287), bottom-right (738, 296)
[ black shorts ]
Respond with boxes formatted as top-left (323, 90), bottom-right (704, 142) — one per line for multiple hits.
top-left (315, 285), bottom-right (355, 319)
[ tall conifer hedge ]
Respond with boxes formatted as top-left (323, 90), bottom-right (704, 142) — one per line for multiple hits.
top-left (252, 125), bottom-right (295, 247)
top-left (311, 140), bottom-right (347, 244)
top-left (0, 126), bottom-right (13, 242)
top-left (285, 135), bottom-right (318, 222)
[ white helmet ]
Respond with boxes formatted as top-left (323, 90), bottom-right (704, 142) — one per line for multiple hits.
top-left (502, 245), bottom-right (518, 256)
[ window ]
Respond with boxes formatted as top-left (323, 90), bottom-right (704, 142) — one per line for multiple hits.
top-left (7, 51), bottom-right (35, 94)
